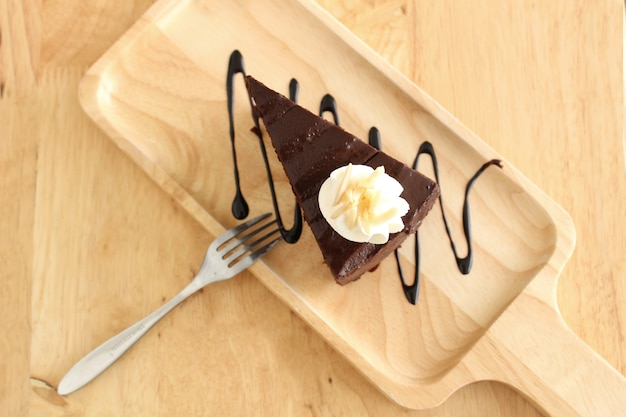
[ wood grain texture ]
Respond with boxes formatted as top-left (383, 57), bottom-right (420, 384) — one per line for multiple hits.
top-left (77, 0), bottom-right (623, 414)
top-left (0, 0), bottom-right (623, 416)
top-left (0, 80), bottom-right (37, 417)
top-left (1, 2), bottom-right (40, 415)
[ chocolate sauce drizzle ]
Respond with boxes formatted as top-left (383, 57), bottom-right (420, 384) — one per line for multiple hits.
top-left (226, 50), bottom-right (302, 243)
top-left (226, 50), bottom-right (502, 304)
top-left (319, 94), bottom-right (340, 124)
top-left (369, 128), bottom-right (502, 304)
top-left (409, 144), bottom-right (502, 304)
top-left (226, 50), bottom-right (250, 220)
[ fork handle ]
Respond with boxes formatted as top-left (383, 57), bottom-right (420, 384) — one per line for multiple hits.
top-left (57, 279), bottom-right (204, 395)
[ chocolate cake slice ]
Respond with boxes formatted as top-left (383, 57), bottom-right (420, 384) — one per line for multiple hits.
top-left (246, 76), bottom-right (439, 285)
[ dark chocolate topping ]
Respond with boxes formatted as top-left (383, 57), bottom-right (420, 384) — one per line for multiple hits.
top-left (245, 76), bottom-right (440, 285)
top-left (226, 51), bottom-right (502, 304)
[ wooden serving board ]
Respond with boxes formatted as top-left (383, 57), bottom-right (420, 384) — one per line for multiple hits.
top-left (76, 0), bottom-right (625, 414)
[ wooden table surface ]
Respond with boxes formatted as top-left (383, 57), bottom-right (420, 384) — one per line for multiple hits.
top-left (1, 1), bottom-right (623, 416)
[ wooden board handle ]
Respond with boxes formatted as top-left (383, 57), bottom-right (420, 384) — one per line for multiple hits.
top-left (468, 290), bottom-right (626, 416)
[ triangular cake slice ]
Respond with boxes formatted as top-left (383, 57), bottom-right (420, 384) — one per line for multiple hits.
top-left (246, 76), bottom-right (440, 285)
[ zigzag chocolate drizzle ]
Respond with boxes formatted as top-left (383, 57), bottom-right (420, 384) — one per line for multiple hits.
top-left (226, 50), bottom-right (303, 243)
top-left (226, 50), bottom-right (501, 304)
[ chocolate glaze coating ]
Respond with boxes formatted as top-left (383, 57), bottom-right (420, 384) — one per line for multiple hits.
top-left (246, 76), bottom-right (440, 285)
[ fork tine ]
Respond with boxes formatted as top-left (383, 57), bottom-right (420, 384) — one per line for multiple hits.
top-left (210, 212), bottom-right (273, 250)
top-left (226, 233), bottom-right (283, 275)
top-left (219, 218), bottom-right (278, 256)
top-left (223, 225), bottom-right (281, 265)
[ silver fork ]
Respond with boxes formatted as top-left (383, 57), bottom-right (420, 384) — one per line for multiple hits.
top-left (57, 213), bottom-right (281, 395)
